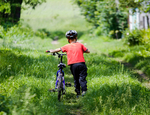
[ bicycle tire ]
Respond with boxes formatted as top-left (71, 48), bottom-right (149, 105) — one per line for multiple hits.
top-left (57, 74), bottom-right (63, 101)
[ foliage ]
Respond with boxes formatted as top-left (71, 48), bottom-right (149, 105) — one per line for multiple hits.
top-left (119, 0), bottom-right (150, 13)
top-left (0, 24), bottom-right (35, 48)
top-left (23, 0), bottom-right (46, 9)
top-left (123, 28), bottom-right (143, 46)
top-left (0, 0), bottom-right (46, 24)
top-left (74, 0), bottom-right (98, 25)
top-left (96, 0), bottom-right (128, 38)
top-left (73, 0), bottom-right (128, 38)
top-left (0, 94), bottom-right (10, 113)
top-left (123, 28), bottom-right (150, 47)
top-left (0, 0), bottom-right (46, 10)
top-left (0, 1), bottom-right (10, 14)
top-left (141, 28), bottom-right (150, 48)
top-left (119, 0), bottom-right (143, 9)
top-left (0, 26), bottom-right (6, 38)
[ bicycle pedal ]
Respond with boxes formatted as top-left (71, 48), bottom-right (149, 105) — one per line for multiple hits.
top-left (65, 82), bottom-right (71, 87)
top-left (48, 89), bottom-right (56, 92)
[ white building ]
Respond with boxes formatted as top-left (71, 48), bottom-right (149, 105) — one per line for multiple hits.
top-left (129, 8), bottom-right (150, 30)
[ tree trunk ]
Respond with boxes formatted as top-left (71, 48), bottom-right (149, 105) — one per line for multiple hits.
top-left (10, 0), bottom-right (23, 23)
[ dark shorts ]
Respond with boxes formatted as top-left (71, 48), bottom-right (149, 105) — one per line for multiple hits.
top-left (70, 62), bottom-right (87, 94)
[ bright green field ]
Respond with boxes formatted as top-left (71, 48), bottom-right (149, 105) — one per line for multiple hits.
top-left (0, 0), bottom-right (150, 115)
top-left (21, 0), bottom-right (91, 32)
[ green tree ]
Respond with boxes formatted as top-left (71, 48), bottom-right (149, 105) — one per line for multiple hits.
top-left (0, 0), bottom-right (46, 24)
top-left (134, 0), bottom-right (150, 12)
top-left (119, 0), bottom-right (150, 12)
top-left (97, 0), bottom-right (128, 38)
top-left (74, 0), bottom-right (99, 27)
top-left (73, 0), bottom-right (128, 38)
top-left (0, 1), bottom-right (10, 24)
top-left (119, 0), bottom-right (142, 8)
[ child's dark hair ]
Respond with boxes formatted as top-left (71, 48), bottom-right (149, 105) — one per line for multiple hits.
top-left (65, 30), bottom-right (78, 39)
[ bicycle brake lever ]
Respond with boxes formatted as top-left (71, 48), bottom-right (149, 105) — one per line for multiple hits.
top-left (52, 53), bottom-right (56, 56)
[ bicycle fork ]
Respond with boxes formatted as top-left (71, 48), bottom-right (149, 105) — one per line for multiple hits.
top-left (55, 69), bottom-right (65, 90)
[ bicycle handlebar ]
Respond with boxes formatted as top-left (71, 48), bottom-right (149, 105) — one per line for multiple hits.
top-left (46, 51), bottom-right (66, 58)
top-left (46, 51), bottom-right (66, 68)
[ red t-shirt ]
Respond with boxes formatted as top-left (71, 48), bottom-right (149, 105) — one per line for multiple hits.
top-left (61, 42), bottom-right (88, 65)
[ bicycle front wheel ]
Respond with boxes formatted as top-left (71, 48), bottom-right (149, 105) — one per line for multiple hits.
top-left (57, 75), bottom-right (63, 101)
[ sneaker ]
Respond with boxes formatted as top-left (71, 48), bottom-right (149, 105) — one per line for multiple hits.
top-left (76, 94), bottom-right (81, 99)
top-left (82, 91), bottom-right (86, 96)
top-left (62, 89), bottom-right (66, 95)
top-left (49, 89), bottom-right (55, 92)
top-left (76, 92), bottom-right (81, 99)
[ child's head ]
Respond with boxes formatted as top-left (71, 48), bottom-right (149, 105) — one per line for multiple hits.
top-left (65, 30), bottom-right (78, 40)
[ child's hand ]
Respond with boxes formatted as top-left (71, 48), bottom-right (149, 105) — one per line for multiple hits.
top-left (46, 50), bottom-right (50, 53)
top-left (46, 48), bottom-right (61, 53)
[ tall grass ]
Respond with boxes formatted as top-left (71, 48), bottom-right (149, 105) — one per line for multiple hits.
top-left (1, 36), bottom-right (150, 114)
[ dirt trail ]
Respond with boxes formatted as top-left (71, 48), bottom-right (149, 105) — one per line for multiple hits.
top-left (51, 40), bottom-right (59, 44)
top-left (112, 57), bottom-right (150, 82)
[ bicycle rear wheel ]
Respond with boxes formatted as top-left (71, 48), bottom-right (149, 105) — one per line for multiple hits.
top-left (57, 74), bottom-right (63, 101)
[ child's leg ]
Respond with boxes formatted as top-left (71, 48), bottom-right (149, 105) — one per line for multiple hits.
top-left (79, 64), bottom-right (87, 92)
top-left (70, 65), bottom-right (81, 95)
top-left (74, 76), bottom-right (81, 95)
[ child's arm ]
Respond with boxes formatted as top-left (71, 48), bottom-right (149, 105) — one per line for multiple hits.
top-left (84, 49), bottom-right (90, 53)
top-left (49, 48), bottom-right (61, 53)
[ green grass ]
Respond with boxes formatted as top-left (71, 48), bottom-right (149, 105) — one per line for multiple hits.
top-left (108, 45), bottom-right (150, 77)
top-left (1, 33), bottom-right (150, 114)
top-left (1, 0), bottom-right (150, 114)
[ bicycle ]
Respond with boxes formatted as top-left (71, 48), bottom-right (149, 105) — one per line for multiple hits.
top-left (46, 51), bottom-right (71, 101)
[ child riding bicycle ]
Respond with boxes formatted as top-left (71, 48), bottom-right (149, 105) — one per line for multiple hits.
top-left (47, 30), bottom-right (90, 97)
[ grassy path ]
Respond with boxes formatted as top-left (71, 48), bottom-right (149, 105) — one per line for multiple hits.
top-left (1, 36), bottom-right (150, 114)
top-left (48, 37), bottom-right (150, 115)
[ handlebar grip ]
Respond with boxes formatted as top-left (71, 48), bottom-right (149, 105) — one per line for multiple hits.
top-left (46, 50), bottom-right (50, 53)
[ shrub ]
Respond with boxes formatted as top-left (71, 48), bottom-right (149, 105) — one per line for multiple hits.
top-left (94, 26), bottom-right (103, 36)
top-left (123, 28), bottom-right (143, 46)
top-left (74, 0), bottom-right (128, 38)
top-left (0, 94), bottom-right (9, 113)
top-left (5, 24), bottom-right (34, 43)
top-left (0, 26), bottom-right (6, 38)
top-left (141, 29), bottom-right (150, 48)
top-left (34, 30), bottom-right (47, 39)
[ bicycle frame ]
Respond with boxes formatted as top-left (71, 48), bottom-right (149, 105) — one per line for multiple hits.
top-left (46, 51), bottom-right (72, 101)
top-left (55, 53), bottom-right (66, 90)
top-left (53, 52), bottom-right (66, 101)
